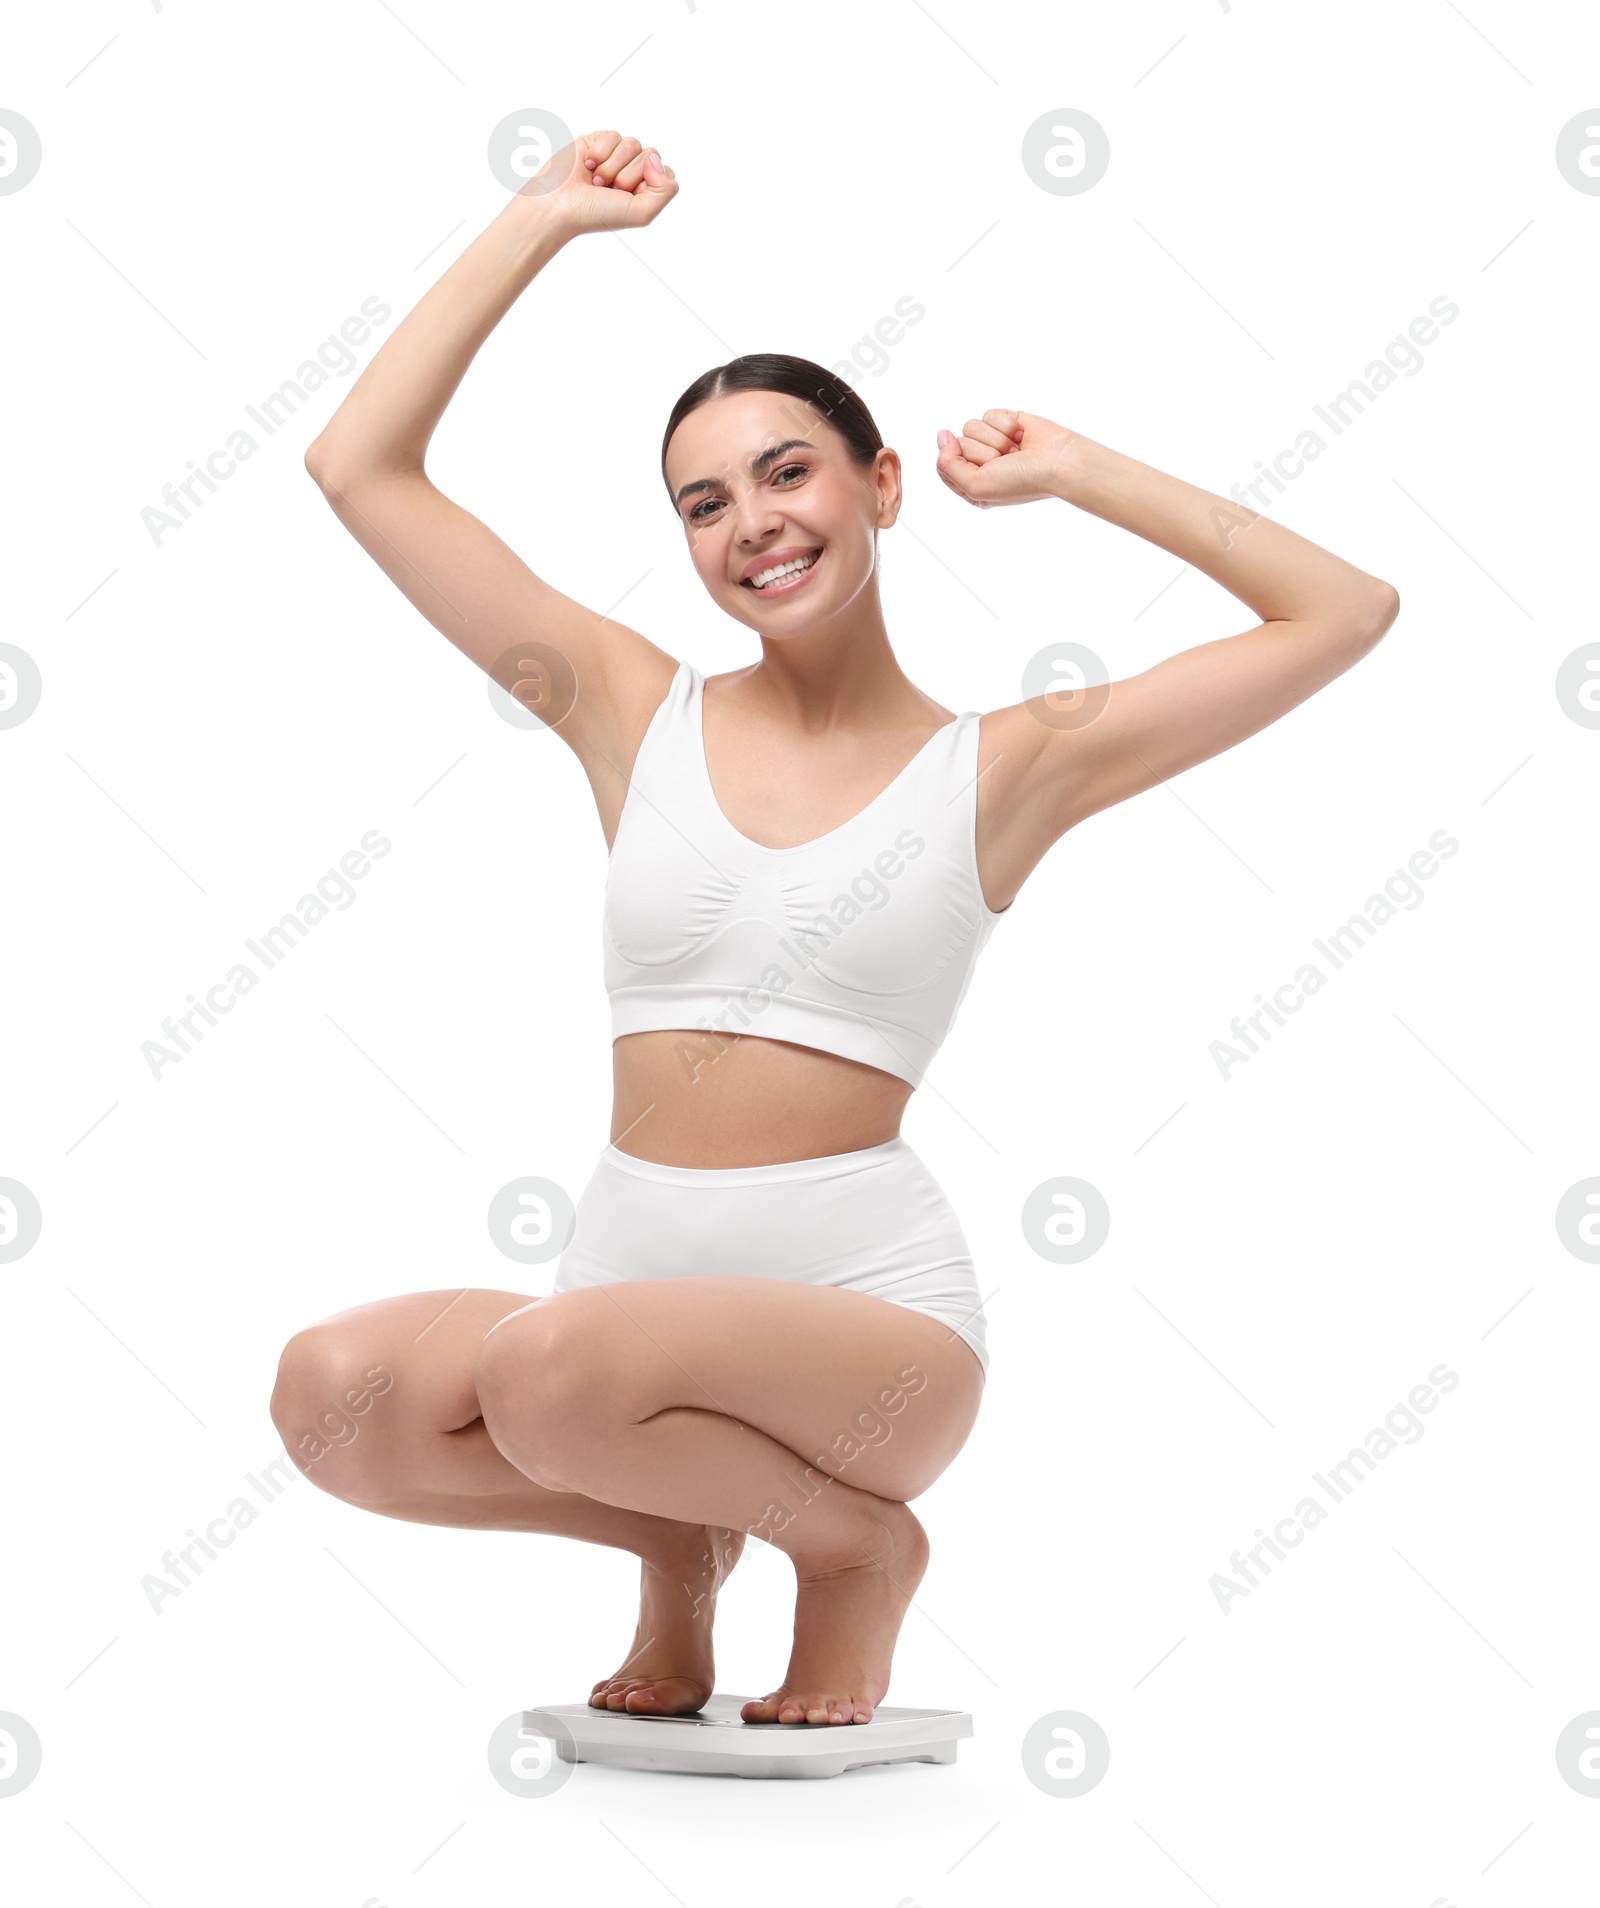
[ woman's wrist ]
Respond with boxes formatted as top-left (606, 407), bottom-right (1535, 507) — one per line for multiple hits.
top-left (1045, 430), bottom-right (1121, 507)
top-left (496, 186), bottom-right (580, 264)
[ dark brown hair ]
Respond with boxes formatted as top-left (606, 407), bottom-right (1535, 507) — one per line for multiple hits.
top-left (660, 353), bottom-right (884, 505)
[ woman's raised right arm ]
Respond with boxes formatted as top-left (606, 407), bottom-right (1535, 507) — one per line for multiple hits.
top-left (304, 132), bottom-right (680, 817)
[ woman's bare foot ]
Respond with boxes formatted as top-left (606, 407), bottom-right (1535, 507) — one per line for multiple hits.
top-left (741, 1499), bottom-right (930, 1726)
top-left (589, 1524), bottom-right (745, 1715)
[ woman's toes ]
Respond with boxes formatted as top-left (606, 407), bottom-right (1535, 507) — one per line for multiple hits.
top-left (591, 1674), bottom-right (709, 1715)
top-left (741, 1687), bottom-right (871, 1726)
top-left (624, 1676), bottom-right (704, 1713)
top-left (590, 1677), bottom-right (645, 1709)
top-left (808, 1696), bottom-right (866, 1725)
top-left (740, 1690), bottom-right (793, 1723)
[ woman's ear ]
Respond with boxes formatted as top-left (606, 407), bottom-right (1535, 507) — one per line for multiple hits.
top-left (872, 447), bottom-right (904, 529)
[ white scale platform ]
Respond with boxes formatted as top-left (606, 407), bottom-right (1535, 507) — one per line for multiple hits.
top-left (525, 1694), bottom-right (973, 1780)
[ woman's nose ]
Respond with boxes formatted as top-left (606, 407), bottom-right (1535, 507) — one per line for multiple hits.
top-left (734, 500), bottom-right (786, 542)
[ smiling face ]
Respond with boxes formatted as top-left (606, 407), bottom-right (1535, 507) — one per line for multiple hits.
top-left (664, 389), bottom-right (900, 637)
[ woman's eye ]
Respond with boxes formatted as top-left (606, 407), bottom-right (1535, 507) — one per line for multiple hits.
top-left (688, 464), bottom-right (806, 523)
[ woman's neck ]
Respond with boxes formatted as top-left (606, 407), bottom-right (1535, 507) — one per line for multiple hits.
top-left (728, 630), bottom-right (943, 736)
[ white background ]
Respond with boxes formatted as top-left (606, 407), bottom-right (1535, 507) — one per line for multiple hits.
top-left (3, 1), bottom-right (1596, 1902)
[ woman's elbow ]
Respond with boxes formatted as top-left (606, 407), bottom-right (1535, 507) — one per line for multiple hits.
top-left (304, 436), bottom-right (343, 489)
top-left (303, 438), bottom-right (373, 501)
top-left (1348, 581), bottom-right (1400, 655)
top-left (303, 427), bottom-right (377, 489)
top-left (303, 438), bottom-right (416, 495)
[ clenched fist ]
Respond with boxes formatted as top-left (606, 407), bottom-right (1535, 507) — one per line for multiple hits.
top-left (523, 129), bottom-right (678, 236)
top-left (935, 409), bottom-right (1082, 508)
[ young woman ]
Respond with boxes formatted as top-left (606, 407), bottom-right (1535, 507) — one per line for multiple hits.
top-left (270, 130), bottom-right (1398, 1728)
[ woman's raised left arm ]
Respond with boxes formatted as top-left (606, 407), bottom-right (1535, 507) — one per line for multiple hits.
top-left (938, 411), bottom-right (1399, 842)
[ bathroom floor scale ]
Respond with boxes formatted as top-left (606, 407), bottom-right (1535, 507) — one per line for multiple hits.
top-left (525, 1694), bottom-right (973, 1780)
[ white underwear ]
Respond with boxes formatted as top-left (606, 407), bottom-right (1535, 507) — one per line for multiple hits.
top-left (550, 1136), bottom-right (990, 1375)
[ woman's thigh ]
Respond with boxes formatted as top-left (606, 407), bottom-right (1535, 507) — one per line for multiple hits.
top-left (484, 1277), bottom-right (985, 1504)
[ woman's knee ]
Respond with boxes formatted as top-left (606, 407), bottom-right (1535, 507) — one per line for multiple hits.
top-left (269, 1322), bottom-right (402, 1499)
top-left (473, 1299), bottom-right (591, 1489)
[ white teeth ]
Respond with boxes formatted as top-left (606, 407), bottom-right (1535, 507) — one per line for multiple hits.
top-left (750, 553), bottom-right (817, 590)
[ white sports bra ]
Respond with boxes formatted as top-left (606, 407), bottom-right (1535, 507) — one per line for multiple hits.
top-left (603, 660), bottom-right (1006, 1087)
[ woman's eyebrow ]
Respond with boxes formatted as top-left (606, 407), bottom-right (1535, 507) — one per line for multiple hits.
top-left (673, 438), bottom-right (813, 507)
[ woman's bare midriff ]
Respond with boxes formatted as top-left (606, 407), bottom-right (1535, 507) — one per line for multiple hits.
top-left (610, 1030), bottom-right (912, 1167)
